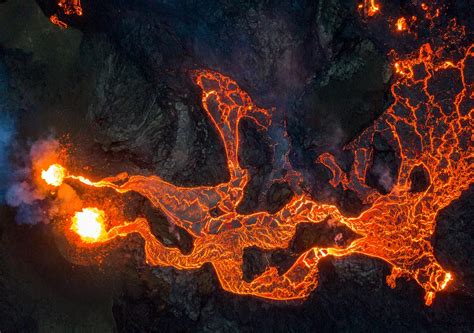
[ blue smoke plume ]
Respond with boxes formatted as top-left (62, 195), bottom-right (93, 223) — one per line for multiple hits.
top-left (0, 60), bottom-right (16, 203)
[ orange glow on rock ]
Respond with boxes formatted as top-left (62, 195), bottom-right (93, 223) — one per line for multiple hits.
top-left (57, 0), bottom-right (82, 16)
top-left (71, 208), bottom-right (106, 243)
top-left (396, 17), bottom-right (407, 31)
top-left (49, 14), bottom-right (68, 29)
top-left (359, 0), bottom-right (380, 17)
top-left (41, 164), bottom-right (66, 187)
top-left (49, 0), bottom-right (82, 28)
top-left (368, 0), bottom-right (380, 16)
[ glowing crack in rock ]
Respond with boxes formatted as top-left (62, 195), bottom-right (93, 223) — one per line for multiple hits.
top-left (42, 42), bottom-right (473, 305)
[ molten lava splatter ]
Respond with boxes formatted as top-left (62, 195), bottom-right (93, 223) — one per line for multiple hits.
top-left (71, 208), bottom-right (106, 243)
top-left (41, 164), bottom-right (66, 187)
top-left (43, 1), bottom-right (473, 306)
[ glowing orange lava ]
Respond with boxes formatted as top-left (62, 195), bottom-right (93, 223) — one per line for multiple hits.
top-left (49, 0), bottom-right (82, 28)
top-left (358, 0), bottom-right (380, 17)
top-left (58, 0), bottom-right (82, 16)
top-left (396, 17), bottom-right (407, 31)
top-left (48, 40), bottom-right (473, 304)
top-left (41, 163), bottom-right (66, 186)
top-left (49, 14), bottom-right (68, 29)
top-left (71, 208), bottom-right (106, 243)
top-left (44, 2), bottom-right (473, 306)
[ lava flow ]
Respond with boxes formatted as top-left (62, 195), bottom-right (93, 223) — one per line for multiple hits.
top-left (41, 39), bottom-right (473, 305)
top-left (41, 0), bottom-right (473, 306)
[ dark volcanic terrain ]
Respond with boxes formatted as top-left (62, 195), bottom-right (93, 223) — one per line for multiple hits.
top-left (0, 0), bottom-right (473, 331)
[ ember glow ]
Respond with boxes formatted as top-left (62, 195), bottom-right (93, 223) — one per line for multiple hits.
top-left (57, 0), bottom-right (82, 16)
top-left (43, 1), bottom-right (473, 306)
top-left (358, 0), bottom-right (380, 17)
top-left (49, 14), bottom-right (68, 29)
top-left (49, 0), bottom-right (82, 28)
top-left (396, 17), bottom-right (407, 31)
top-left (71, 208), bottom-right (106, 243)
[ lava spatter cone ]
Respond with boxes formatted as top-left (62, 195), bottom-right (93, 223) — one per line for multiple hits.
top-left (51, 207), bottom-right (132, 267)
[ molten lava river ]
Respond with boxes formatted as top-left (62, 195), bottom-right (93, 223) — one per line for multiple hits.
top-left (40, 1), bottom-right (473, 307)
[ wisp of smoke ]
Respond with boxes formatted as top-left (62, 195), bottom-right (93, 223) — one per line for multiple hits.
top-left (5, 138), bottom-right (82, 224)
top-left (1, 56), bottom-right (82, 225)
top-left (0, 113), bottom-right (15, 203)
top-left (5, 139), bottom-right (60, 224)
top-left (0, 60), bottom-right (16, 203)
top-left (371, 162), bottom-right (394, 193)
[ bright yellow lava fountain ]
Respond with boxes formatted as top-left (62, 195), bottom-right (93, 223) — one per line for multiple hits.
top-left (70, 208), bottom-right (106, 242)
top-left (41, 164), bottom-right (66, 187)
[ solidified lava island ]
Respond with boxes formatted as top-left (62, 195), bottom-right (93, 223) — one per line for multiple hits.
top-left (0, 0), bottom-right (473, 331)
